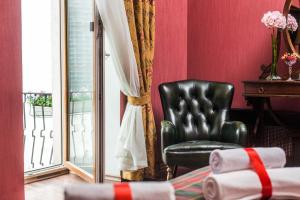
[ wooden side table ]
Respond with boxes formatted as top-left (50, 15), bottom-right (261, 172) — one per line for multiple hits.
top-left (243, 80), bottom-right (300, 165)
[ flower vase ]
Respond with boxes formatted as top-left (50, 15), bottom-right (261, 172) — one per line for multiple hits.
top-left (267, 33), bottom-right (281, 80)
top-left (287, 66), bottom-right (293, 81)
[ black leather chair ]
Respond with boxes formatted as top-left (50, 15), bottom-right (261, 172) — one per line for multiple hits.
top-left (159, 80), bottom-right (248, 180)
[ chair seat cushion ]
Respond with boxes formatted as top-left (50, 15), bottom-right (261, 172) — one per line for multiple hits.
top-left (163, 140), bottom-right (241, 168)
top-left (165, 140), bottom-right (241, 152)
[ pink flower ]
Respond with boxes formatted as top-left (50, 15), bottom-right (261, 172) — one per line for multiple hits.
top-left (287, 14), bottom-right (298, 32)
top-left (261, 11), bottom-right (286, 30)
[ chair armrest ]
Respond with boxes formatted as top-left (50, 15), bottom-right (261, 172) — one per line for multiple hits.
top-left (221, 121), bottom-right (248, 146)
top-left (161, 120), bottom-right (176, 152)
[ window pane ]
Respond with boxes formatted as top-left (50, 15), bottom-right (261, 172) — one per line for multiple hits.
top-left (67, 0), bottom-right (94, 175)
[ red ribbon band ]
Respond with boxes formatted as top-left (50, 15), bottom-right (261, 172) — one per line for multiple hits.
top-left (244, 148), bottom-right (272, 200)
top-left (114, 183), bottom-right (132, 200)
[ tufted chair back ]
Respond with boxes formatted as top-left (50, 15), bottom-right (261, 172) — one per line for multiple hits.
top-left (159, 80), bottom-right (234, 144)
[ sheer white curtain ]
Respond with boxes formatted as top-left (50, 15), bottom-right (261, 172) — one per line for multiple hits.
top-left (95, 0), bottom-right (148, 170)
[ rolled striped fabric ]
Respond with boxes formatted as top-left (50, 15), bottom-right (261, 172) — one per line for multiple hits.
top-left (64, 182), bottom-right (175, 200)
top-left (203, 167), bottom-right (300, 200)
top-left (209, 147), bottom-right (286, 174)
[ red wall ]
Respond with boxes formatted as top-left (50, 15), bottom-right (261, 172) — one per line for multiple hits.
top-left (187, 0), bottom-right (285, 108)
top-left (0, 0), bottom-right (24, 199)
top-left (152, 0), bottom-right (188, 127)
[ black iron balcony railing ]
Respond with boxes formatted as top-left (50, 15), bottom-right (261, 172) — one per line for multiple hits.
top-left (23, 92), bottom-right (54, 173)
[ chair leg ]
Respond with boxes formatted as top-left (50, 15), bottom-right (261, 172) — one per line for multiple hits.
top-left (167, 166), bottom-right (174, 180)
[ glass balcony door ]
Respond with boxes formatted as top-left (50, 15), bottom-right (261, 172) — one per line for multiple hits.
top-left (22, 0), bottom-right (103, 182)
top-left (64, 0), bottom-right (102, 182)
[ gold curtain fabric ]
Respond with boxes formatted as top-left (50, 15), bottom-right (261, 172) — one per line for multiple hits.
top-left (122, 0), bottom-right (156, 180)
